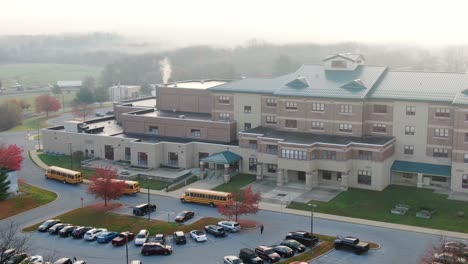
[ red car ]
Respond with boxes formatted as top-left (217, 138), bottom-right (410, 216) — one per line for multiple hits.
top-left (140, 242), bottom-right (172, 256)
top-left (112, 231), bottom-right (135, 246)
top-left (174, 211), bottom-right (195, 223)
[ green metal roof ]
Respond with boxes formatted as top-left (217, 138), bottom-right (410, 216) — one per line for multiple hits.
top-left (274, 64), bottom-right (387, 99)
top-left (200, 151), bottom-right (242, 164)
top-left (207, 74), bottom-right (292, 94)
top-left (391, 160), bottom-right (451, 177)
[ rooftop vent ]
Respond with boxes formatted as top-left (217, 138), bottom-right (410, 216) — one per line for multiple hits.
top-left (341, 79), bottom-right (367, 90)
top-left (286, 77), bottom-right (309, 89)
top-left (178, 115), bottom-right (185, 119)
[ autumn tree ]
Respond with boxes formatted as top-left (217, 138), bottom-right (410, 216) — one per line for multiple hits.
top-left (72, 102), bottom-right (95, 122)
top-left (218, 186), bottom-right (261, 221)
top-left (0, 144), bottom-right (24, 171)
top-left (0, 102), bottom-right (22, 131)
top-left (34, 94), bottom-right (61, 117)
top-left (88, 167), bottom-right (127, 206)
top-left (419, 239), bottom-right (467, 264)
top-left (8, 99), bottom-right (30, 111)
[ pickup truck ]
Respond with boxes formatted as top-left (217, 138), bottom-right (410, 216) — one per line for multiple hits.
top-left (334, 236), bottom-right (370, 254)
top-left (285, 231), bottom-right (319, 247)
top-left (112, 231), bottom-right (135, 246)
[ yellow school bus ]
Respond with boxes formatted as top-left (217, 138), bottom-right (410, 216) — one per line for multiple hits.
top-left (121, 180), bottom-right (140, 195)
top-left (180, 188), bottom-right (232, 207)
top-left (45, 166), bottom-right (83, 184)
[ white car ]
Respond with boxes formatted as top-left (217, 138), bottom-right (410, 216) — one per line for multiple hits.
top-left (190, 230), bottom-right (207, 242)
top-left (22, 255), bottom-right (44, 264)
top-left (84, 228), bottom-right (107, 241)
top-left (134, 229), bottom-right (149, 246)
top-left (218, 221), bottom-right (241, 233)
top-left (223, 255), bottom-right (243, 264)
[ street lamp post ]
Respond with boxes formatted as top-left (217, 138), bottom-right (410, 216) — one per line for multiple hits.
top-left (147, 176), bottom-right (152, 220)
top-left (308, 203), bottom-right (317, 241)
top-left (125, 233), bottom-right (129, 264)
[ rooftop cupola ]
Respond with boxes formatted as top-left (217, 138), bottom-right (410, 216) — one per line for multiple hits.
top-left (323, 53), bottom-right (365, 71)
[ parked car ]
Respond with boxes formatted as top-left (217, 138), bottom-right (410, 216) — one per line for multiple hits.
top-left (433, 252), bottom-right (467, 264)
top-left (140, 242), bottom-right (172, 256)
top-left (72, 226), bottom-right (94, 239)
top-left (52, 258), bottom-right (72, 264)
top-left (218, 221), bottom-right (241, 233)
top-left (37, 219), bottom-right (61, 232)
top-left (190, 230), bottom-right (207, 242)
top-left (95, 112), bottom-right (105, 117)
top-left (285, 231), bottom-right (319, 247)
top-left (58, 225), bottom-right (77, 237)
top-left (135, 230), bottom-right (149, 246)
top-left (334, 236), bottom-right (370, 254)
top-left (172, 231), bottom-right (186, 245)
top-left (130, 261), bottom-right (142, 264)
top-left (106, 111), bottom-right (115, 115)
top-left (205, 225), bottom-right (226, 237)
top-left (74, 261), bottom-right (86, 264)
top-left (84, 228), bottom-right (107, 241)
top-left (174, 211), bottom-right (194, 223)
top-left (25, 255), bottom-right (44, 264)
top-left (6, 253), bottom-right (28, 264)
top-left (223, 255), bottom-right (243, 264)
top-left (133, 204), bottom-right (156, 216)
top-left (239, 248), bottom-right (264, 264)
top-left (280, 240), bottom-right (306, 253)
top-left (48, 223), bottom-right (68, 235)
top-left (443, 241), bottom-right (466, 249)
top-left (97, 231), bottom-right (119, 243)
top-left (1, 248), bottom-right (17, 262)
top-left (255, 246), bottom-right (281, 263)
top-left (271, 245), bottom-right (294, 258)
top-left (152, 234), bottom-right (166, 244)
top-left (112, 232), bottom-right (135, 246)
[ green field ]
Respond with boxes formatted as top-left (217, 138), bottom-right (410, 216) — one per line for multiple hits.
top-left (212, 174), bottom-right (256, 192)
top-left (0, 63), bottom-right (101, 87)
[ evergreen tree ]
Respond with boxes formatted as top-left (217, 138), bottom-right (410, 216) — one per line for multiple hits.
top-left (0, 171), bottom-right (11, 200)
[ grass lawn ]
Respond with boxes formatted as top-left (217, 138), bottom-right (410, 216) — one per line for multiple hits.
top-left (288, 185), bottom-right (468, 233)
top-left (138, 177), bottom-right (170, 191)
top-left (0, 183), bottom-right (57, 220)
top-left (38, 153), bottom-right (95, 178)
top-left (168, 176), bottom-right (199, 192)
top-left (212, 174), bottom-right (256, 192)
top-left (7, 114), bottom-right (59, 132)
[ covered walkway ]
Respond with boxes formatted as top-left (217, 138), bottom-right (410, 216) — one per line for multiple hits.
top-left (199, 151), bottom-right (242, 182)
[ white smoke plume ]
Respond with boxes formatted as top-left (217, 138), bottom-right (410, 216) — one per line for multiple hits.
top-left (159, 57), bottom-right (172, 84)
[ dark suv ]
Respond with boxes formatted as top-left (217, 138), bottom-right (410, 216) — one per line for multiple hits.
top-left (205, 225), bottom-right (225, 237)
top-left (173, 231), bottom-right (186, 245)
top-left (285, 231), bottom-right (319, 247)
top-left (239, 248), bottom-right (264, 264)
top-left (255, 246), bottom-right (281, 263)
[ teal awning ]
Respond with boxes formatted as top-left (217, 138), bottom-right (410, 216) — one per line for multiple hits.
top-left (200, 151), bottom-right (242, 164)
top-left (391, 160), bottom-right (451, 177)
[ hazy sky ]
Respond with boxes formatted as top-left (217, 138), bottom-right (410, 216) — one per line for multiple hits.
top-left (2, 0), bottom-right (468, 46)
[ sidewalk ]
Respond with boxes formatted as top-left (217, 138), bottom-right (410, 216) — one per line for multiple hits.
top-left (29, 150), bottom-right (468, 240)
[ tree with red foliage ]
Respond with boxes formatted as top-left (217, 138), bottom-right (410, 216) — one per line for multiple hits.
top-left (0, 144), bottom-right (24, 171)
top-left (419, 239), bottom-right (467, 264)
top-left (35, 95), bottom-right (61, 117)
top-left (72, 102), bottom-right (95, 122)
top-left (88, 167), bottom-right (126, 206)
top-left (218, 186), bottom-right (261, 221)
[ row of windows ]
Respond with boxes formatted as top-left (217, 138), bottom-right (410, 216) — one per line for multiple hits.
top-left (281, 149), bottom-right (307, 160)
top-left (49, 170), bottom-right (80, 179)
top-left (187, 192), bottom-right (228, 201)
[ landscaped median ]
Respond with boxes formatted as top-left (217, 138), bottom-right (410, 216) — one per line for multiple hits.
top-left (0, 182), bottom-right (57, 220)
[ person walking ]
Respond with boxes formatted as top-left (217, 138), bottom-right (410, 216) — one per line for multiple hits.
top-left (260, 224), bottom-right (264, 234)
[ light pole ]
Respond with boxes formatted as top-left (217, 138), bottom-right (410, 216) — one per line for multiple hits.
top-left (146, 176), bottom-right (152, 220)
top-left (308, 203), bottom-right (317, 242)
top-left (125, 233), bottom-right (129, 264)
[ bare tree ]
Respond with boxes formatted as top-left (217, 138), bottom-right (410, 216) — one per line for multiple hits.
top-left (419, 238), bottom-right (467, 264)
top-left (0, 222), bottom-right (31, 264)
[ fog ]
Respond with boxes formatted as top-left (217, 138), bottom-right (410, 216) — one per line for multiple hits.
top-left (2, 0), bottom-right (468, 47)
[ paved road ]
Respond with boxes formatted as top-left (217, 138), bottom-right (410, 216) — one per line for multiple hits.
top-left (0, 120), bottom-right (465, 264)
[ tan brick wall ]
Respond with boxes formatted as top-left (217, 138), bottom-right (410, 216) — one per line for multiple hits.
top-left (157, 87), bottom-right (212, 114)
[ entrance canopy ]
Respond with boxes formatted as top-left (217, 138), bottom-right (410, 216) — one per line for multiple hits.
top-left (391, 160), bottom-right (451, 177)
top-left (200, 151), bottom-right (242, 164)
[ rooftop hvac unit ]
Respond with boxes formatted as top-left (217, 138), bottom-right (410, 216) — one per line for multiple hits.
top-left (178, 115), bottom-right (185, 119)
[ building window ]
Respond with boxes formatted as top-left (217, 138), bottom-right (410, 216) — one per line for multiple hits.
top-left (434, 128), bottom-right (449, 138)
top-left (402, 173), bottom-right (414, 179)
top-left (285, 119), bottom-right (298, 128)
top-left (431, 176), bottom-right (447, 183)
top-left (281, 149), bottom-right (307, 160)
top-left (219, 112), bottom-right (230, 121)
top-left (357, 170), bottom-right (372, 185)
top-left (321, 150), bottom-right (336, 160)
top-left (339, 123), bottom-right (352, 133)
top-left (249, 158), bottom-right (257, 172)
top-left (168, 152), bottom-right (178, 166)
top-left (266, 145), bottom-right (278, 155)
top-left (148, 126), bottom-right (159, 134)
top-left (322, 171), bottom-right (332, 180)
top-left (286, 101), bottom-right (298, 110)
top-left (404, 145), bottom-right (414, 155)
top-left (311, 121), bottom-right (324, 130)
top-left (138, 152), bottom-right (148, 166)
top-left (244, 106), bottom-right (252, 114)
top-left (249, 140), bottom-right (257, 149)
top-left (406, 106), bottom-right (416, 116)
top-left (433, 148), bottom-right (449, 158)
top-left (243, 123), bottom-right (252, 131)
top-left (331, 60), bottom-right (347, 68)
top-left (125, 147), bottom-right (131, 161)
top-left (266, 116), bottom-right (277, 124)
top-left (267, 164), bottom-right (277, 173)
top-left (266, 98), bottom-right (277, 107)
top-left (190, 129), bottom-right (201, 137)
top-left (372, 124), bottom-right (386, 133)
top-left (339, 104), bottom-right (352, 114)
top-left (435, 108), bottom-right (450, 118)
top-left (373, 104), bottom-right (387, 114)
top-left (463, 174), bottom-right (468, 189)
top-left (358, 150), bottom-right (372, 160)
top-left (218, 96), bottom-right (230, 104)
top-left (104, 145), bottom-right (114, 160)
top-left (465, 133), bottom-right (468, 142)
top-left (312, 102), bottom-right (325, 112)
top-left (405, 126), bottom-right (415, 135)
top-left (464, 154), bottom-right (468, 163)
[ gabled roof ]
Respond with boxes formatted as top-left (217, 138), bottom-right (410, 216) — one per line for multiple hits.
top-left (208, 74), bottom-right (292, 94)
top-left (391, 160), bottom-right (451, 177)
top-left (323, 53), bottom-right (364, 62)
top-left (200, 151), bottom-right (242, 164)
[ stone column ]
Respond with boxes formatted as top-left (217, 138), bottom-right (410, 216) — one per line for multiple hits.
top-left (284, 169), bottom-right (289, 184)
top-left (223, 164), bottom-right (230, 183)
top-left (277, 169), bottom-right (284, 186)
top-left (199, 161), bottom-right (206, 180)
top-left (305, 171), bottom-right (313, 190)
top-left (417, 173), bottom-right (423, 188)
top-left (311, 170), bottom-right (319, 187)
top-left (256, 163), bottom-right (263, 180)
top-left (340, 172), bottom-right (349, 191)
